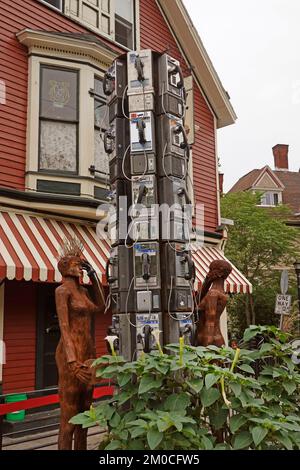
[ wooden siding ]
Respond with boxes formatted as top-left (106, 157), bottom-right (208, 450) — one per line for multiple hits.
top-left (140, 0), bottom-right (218, 232)
top-left (2, 280), bottom-right (37, 393)
top-left (2, 279), bottom-right (112, 393)
top-left (0, 0), bottom-right (120, 192)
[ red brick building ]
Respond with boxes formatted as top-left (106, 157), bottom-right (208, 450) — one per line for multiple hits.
top-left (0, 0), bottom-right (250, 395)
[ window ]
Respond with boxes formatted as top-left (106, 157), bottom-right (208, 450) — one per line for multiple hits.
top-left (115, 0), bottom-right (134, 49)
top-left (94, 77), bottom-right (109, 177)
top-left (66, 0), bottom-right (111, 34)
top-left (39, 66), bottom-right (79, 174)
top-left (41, 0), bottom-right (63, 10)
top-left (40, 0), bottom-right (136, 49)
top-left (260, 192), bottom-right (280, 206)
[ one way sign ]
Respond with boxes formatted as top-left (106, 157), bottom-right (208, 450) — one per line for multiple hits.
top-left (275, 294), bottom-right (292, 315)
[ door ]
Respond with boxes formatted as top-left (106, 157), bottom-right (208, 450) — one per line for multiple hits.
top-left (36, 284), bottom-right (60, 389)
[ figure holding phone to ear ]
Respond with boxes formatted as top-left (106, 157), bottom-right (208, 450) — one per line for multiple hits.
top-left (55, 237), bottom-right (105, 450)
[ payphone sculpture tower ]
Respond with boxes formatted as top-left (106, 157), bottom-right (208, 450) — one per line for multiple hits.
top-left (103, 50), bottom-right (195, 358)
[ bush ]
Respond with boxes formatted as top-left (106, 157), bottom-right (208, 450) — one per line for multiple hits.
top-left (70, 326), bottom-right (300, 450)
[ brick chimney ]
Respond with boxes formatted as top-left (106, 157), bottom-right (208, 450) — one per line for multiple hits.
top-left (218, 173), bottom-right (224, 195)
top-left (272, 144), bottom-right (289, 170)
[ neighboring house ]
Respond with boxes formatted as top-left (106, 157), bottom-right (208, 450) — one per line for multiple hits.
top-left (229, 144), bottom-right (300, 228)
top-left (0, 0), bottom-right (251, 395)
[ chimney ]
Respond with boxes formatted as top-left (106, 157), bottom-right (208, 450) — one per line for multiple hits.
top-left (218, 173), bottom-right (224, 195)
top-left (272, 144), bottom-right (289, 170)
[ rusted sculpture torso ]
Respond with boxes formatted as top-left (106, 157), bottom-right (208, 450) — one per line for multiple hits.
top-left (195, 260), bottom-right (232, 347)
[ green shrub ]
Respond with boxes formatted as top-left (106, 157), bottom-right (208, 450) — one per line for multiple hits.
top-left (70, 326), bottom-right (300, 450)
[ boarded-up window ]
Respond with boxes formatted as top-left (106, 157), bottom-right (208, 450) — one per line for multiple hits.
top-left (39, 66), bottom-right (78, 173)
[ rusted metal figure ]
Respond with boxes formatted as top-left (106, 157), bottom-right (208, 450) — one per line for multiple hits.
top-left (55, 238), bottom-right (105, 450)
top-left (195, 260), bottom-right (232, 347)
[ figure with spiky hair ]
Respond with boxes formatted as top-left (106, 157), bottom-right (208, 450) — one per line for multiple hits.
top-left (55, 236), bottom-right (105, 450)
top-left (195, 260), bottom-right (232, 347)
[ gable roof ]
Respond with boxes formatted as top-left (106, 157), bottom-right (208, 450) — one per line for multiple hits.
top-left (228, 169), bottom-right (264, 193)
top-left (229, 166), bottom-right (285, 193)
top-left (229, 166), bottom-right (300, 215)
top-left (157, 0), bottom-right (237, 129)
top-left (274, 171), bottom-right (300, 213)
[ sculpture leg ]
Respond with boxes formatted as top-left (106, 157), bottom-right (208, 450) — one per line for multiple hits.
top-left (57, 376), bottom-right (82, 451)
top-left (58, 403), bottom-right (77, 450)
top-left (73, 387), bottom-right (93, 450)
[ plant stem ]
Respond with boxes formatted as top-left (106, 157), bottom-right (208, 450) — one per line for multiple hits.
top-left (221, 348), bottom-right (240, 408)
top-left (230, 348), bottom-right (241, 373)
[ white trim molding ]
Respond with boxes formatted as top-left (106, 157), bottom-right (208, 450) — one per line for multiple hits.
top-left (157, 0), bottom-right (237, 129)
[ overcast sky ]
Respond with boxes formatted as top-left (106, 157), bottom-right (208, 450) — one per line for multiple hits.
top-left (183, 0), bottom-right (300, 191)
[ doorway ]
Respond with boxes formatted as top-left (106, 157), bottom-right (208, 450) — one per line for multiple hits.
top-left (36, 284), bottom-right (60, 390)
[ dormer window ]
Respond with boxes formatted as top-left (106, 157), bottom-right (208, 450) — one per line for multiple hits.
top-left (260, 192), bottom-right (280, 206)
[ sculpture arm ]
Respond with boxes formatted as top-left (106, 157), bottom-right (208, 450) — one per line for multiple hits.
top-left (81, 261), bottom-right (105, 312)
top-left (55, 287), bottom-right (76, 363)
top-left (89, 272), bottom-right (106, 312)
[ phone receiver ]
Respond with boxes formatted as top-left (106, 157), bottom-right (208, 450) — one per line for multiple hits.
top-left (137, 118), bottom-right (147, 145)
top-left (177, 187), bottom-right (191, 205)
top-left (136, 184), bottom-right (148, 204)
top-left (103, 71), bottom-right (114, 96)
top-left (173, 124), bottom-right (190, 161)
top-left (143, 325), bottom-right (152, 353)
top-left (168, 63), bottom-right (184, 89)
top-left (182, 253), bottom-right (195, 281)
top-left (104, 129), bottom-right (115, 154)
top-left (142, 253), bottom-right (151, 280)
top-left (106, 257), bottom-right (117, 284)
top-left (135, 55), bottom-right (145, 82)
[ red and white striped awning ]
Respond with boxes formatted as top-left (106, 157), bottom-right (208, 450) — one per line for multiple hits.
top-left (0, 211), bottom-right (110, 284)
top-left (192, 244), bottom-right (252, 294)
top-left (0, 210), bottom-right (251, 293)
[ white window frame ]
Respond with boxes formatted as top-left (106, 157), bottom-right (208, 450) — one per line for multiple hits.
top-left (37, 0), bottom-right (139, 50)
top-left (259, 191), bottom-right (282, 207)
top-left (27, 56), bottom-right (110, 197)
top-left (39, 0), bottom-right (63, 12)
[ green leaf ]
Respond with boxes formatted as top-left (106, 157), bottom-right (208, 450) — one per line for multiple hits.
top-left (238, 364), bottom-right (255, 374)
top-left (105, 440), bottom-right (122, 450)
top-left (275, 432), bottom-right (293, 450)
top-left (110, 412), bottom-right (121, 428)
top-left (229, 414), bottom-right (248, 433)
top-left (260, 343), bottom-right (273, 354)
top-left (186, 378), bottom-right (203, 393)
top-left (201, 435), bottom-right (214, 450)
top-left (128, 419), bottom-right (148, 428)
top-left (118, 373), bottom-right (132, 387)
top-left (69, 412), bottom-right (91, 425)
top-left (127, 439), bottom-right (145, 450)
top-left (138, 376), bottom-right (163, 394)
top-left (282, 381), bottom-right (297, 395)
top-left (164, 393), bottom-right (190, 412)
top-left (205, 373), bottom-right (220, 389)
top-left (251, 426), bottom-right (268, 446)
top-left (243, 327), bottom-right (260, 343)
top-left (229, 382), bottom-right (242, 397)
top-left (209, 408), bottom-right (229, 430)
top-left (130, 426), bottom-right (146, 439)
top-left (233, 431), bottom-right (253, 450)
top-left (147, 429), bottom-right (163, 450)
top-left (200, 386), bottom-right (221, 407)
